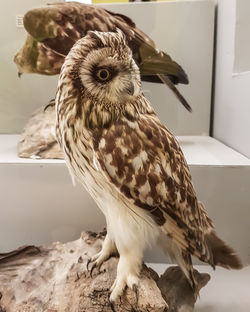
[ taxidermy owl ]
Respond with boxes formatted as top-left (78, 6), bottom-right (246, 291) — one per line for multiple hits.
top-left (55, 30), bottom-right (242, 304)
top-left (14, 1), bottom-right (191, 111)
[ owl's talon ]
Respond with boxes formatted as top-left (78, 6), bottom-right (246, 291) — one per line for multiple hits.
top-left (86, 258), bottom-right (98, 276)
top-left (86, 234), bottom-right (117, 278)
top-left (44, 99), bottom-right (55, 111)
top-left (110, 300), bottom-right (116, 312)
top-left (86, 258), bottom-right (91, 271)
top-left (109, 295), bottom-right (122, 312)
top-left (90, 262), bottom-right (97, 277)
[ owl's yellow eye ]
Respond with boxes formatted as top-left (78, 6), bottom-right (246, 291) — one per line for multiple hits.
top-left (96, 68), bottom-right (110, 81)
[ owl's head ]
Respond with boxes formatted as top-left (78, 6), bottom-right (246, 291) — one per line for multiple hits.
top-left (66, 29), bottom-right (141, 103)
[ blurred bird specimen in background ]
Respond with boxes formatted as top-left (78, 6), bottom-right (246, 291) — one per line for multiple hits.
top-left (14, 1), bottom-right (191, 111)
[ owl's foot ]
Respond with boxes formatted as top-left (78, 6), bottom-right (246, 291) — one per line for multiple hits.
top-left (87, 233), bottom-right (117, 276)
top-left (109, 273), bottom-right (139, 303)
top-left (109, 251), bottom-right (141, 303)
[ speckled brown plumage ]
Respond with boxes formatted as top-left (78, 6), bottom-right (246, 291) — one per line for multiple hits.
top-left (55, 30), bottom-right (242, 302)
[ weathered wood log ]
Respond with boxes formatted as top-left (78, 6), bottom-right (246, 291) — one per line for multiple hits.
top-left (0, 231), bottom-right (210, 312)
top-left (157, 267), bottom-right (210, 312)
top-left (18, 103), bottom-right (63, 159)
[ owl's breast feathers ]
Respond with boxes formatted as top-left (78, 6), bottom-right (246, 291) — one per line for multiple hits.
top-left (89, 113), bottom-right (214, 263)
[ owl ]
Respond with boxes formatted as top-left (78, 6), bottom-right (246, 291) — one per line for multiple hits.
top-left (55, 30), bottom-right (242, 304)
top-left (15, 1), bottom-right (191, 111)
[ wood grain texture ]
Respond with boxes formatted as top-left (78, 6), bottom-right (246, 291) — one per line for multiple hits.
top-left (0, 231), bottom-right (210, 312)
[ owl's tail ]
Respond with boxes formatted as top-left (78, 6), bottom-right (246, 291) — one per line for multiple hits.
top-left (205, 230), bottom-right (243, 270)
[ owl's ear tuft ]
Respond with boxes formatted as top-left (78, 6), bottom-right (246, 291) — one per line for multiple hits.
top-left (115, 28), bottom-right (128, 43)
top-left (87, 31), bottom-right (105, 47)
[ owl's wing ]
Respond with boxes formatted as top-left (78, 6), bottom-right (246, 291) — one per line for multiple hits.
top-left (92, 114), bottom-right (213, 262)
top-left (19, 3), bottom-right (188, 84)
top-left (105, 9), bottom-right (189, 85)
top-left (23, 3), bottom-right (125, 57)
top-left (107, 12), bottom-right (191, 111)
top-left (15, 3), bottom-right (112, 75)
top-left (18, 2), bottom-right (191, 110)
top-left (14, 34), bottom-right (64, 75)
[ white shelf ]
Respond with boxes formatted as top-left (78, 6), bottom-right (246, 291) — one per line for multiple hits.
top-left (1, 134), bottom-right (250, 166)
top-left (1, 134), bottom-right (250, 266)
top-left (177, 135), bottom-right (250, 166)
top-left (0, 135), bottom-right (64, 164)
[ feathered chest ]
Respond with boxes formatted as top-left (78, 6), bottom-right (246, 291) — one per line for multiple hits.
top-left (59, 113), bottom-right (99, 185)
top-left (57, 98), bottom-right (123, 209)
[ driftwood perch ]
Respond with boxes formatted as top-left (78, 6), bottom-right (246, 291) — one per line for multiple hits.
top-left (0, 231), bottom-right (210, 312)
top-left (18, 103), bottom-right (63, 159)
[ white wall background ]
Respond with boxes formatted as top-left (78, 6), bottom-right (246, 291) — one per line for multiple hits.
top-left (213, 0), bottom-right (250, 158)
top-left (0, 1), bottom-right (214, 136)
top-left (233, 0), bottom-right (250, 73)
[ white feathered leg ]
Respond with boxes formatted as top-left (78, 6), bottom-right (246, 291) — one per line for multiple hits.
top-left (109, 245), bottom-right (143, 303)
top-left (95, 195), bottom-right (160, 303)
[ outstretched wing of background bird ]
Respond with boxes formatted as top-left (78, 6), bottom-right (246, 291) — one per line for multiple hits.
top-left (14, 2), bottom-right (191, 111)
